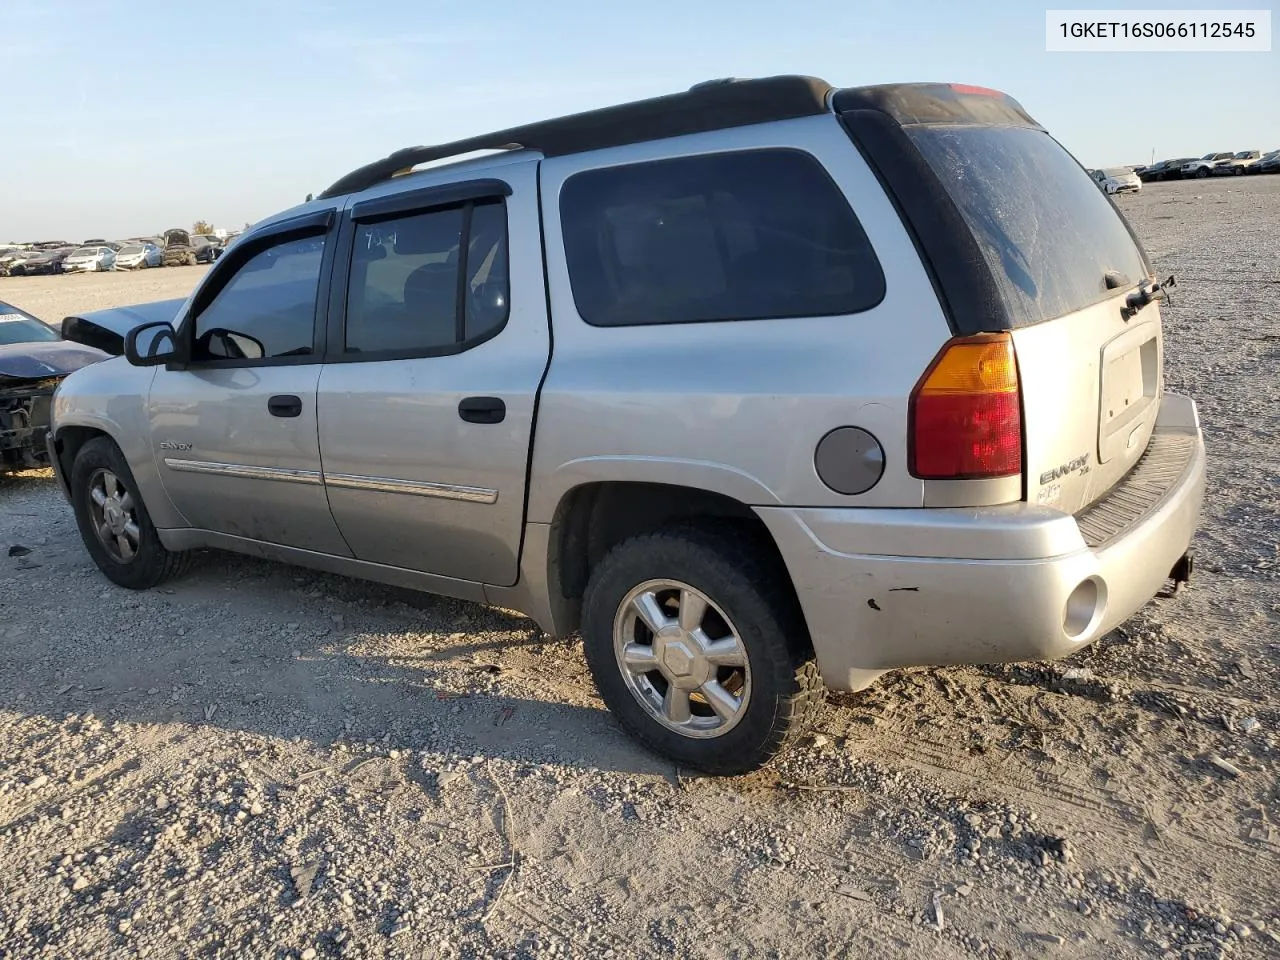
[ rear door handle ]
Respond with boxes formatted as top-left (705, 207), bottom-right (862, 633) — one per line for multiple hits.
top-left (268, 394), bottom-right (303, 418)
top-left (458, 396), bottom-right (506, 424)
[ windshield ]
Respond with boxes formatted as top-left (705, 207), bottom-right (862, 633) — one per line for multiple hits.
top-left (0, 303), bottom-right (60, 345)
top-left (118, 244), bottom-right (144, 255)
top-left (70, 247), bottom-right (100, 257)
top-left (1102, 167), bottom-right (1131, 177)
top-left (908, 124), bottom-right (1149, 329)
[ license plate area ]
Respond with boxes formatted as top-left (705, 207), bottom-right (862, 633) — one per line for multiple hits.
top-left (1099, 320), bottom-right (1159, 464)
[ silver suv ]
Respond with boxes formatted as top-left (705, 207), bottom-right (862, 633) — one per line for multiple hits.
top-left (49, 77), bottom-right (1206, 774)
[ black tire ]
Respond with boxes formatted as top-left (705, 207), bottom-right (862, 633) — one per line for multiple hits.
top-left (1196, 167), bottom-right (1210, 179)
top-left (581, 524), bottom-right (823, 775)
top-left (70, 437), bottom-right (191, 589)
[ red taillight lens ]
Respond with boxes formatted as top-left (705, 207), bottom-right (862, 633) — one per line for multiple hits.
top-left (909, 333), bottom-right (1022, 480)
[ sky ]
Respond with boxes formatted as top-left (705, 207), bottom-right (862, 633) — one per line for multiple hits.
top-left (3, 0), bottom-right (1276, 241)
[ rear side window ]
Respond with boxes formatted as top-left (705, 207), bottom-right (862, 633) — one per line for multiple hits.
top-left (344, 200), bottom-right (509, 355)
top-left (559, 149), bottom-right (885, 327)
top-left (908, 125), bottom-right (1150, 328)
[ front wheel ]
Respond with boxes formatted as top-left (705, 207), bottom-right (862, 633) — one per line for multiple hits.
top-left (581, 526), bottom-right (822, 775)
top-left (70, 437), bottom-right (192, 589)
top-left (1196, 167), bottom-right (1210, 178)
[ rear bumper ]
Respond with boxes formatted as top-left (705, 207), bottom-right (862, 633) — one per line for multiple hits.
top-left (759, 393), bottom-right (1205, 691)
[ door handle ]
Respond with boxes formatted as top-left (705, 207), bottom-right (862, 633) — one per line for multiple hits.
top-left (268, 394), bottom-right (303, 418)
top-left (458, 396), bottom-right (506, 424)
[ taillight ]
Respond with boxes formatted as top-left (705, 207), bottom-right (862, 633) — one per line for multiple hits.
top-left (909, 333), bottom-right (1022, 480)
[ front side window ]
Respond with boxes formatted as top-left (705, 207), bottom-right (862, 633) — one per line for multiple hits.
top-left (191, 233), bottom-right (325, 362)
top-left (344, 199), bottom-right (509, 355)
top-left (559, 149), bottom-right (885, 327)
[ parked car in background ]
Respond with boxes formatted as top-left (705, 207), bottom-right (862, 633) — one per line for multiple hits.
top-left (114, 242), bottom-right (164, 270)
top-left (0, 249), bottom-right (26, 277)
top-left (1138, 157), bottom-right (1196, 181)
top-left (62, 246), bottom-right (117, 273)
top-left (1, 300), bottom-right (108, 471)
top-left (6, 247), bottom-right (75, 276)
top-left (192, 236), bottom-right (221, 264)
top-left (1090, 167), bottom-right (1142, 194)
top-left (47, 77), bottom-right (1204, 774)
top-left (1181, 152), bottom-right (1234, 178)
top-left (1253, 150), bottom-right (1280, 175)
top-left (80, 238), bottom-right (122, 251)
top-left (1, 250), bottom-right (48, 276)
top-left (162, 229), bottom-right (196, 267)
top-left (1213, 150), bottom-right (1261, 176)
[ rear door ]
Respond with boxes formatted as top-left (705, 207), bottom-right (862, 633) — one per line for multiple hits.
top-left (839, 86), bottom-right (1161, 513)
top-left (316, 159), bottom-right (549, 585)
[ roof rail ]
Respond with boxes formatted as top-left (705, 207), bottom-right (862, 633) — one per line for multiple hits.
top-left (317, 75), bottom-right (832, 199)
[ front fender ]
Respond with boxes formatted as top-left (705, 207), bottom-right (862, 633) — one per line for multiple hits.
top-left (51, 359), bottom-right (188, 528)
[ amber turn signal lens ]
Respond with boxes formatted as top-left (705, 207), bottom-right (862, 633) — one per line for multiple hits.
top-left (909, 333), bottom-right (1023, 480)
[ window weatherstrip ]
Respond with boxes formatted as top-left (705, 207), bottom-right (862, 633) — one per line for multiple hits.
top-left (455, 201), bottom-right (475, 342)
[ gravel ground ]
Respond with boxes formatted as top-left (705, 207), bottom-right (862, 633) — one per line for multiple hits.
top-left (1, 177), bottom-right (1277, 960)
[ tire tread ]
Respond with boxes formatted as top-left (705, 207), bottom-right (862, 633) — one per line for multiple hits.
top-left (582, 522), bottom-right (823, 775)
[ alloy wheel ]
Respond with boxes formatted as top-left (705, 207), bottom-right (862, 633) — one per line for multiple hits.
top-left (613, 579), bottom-right (751, 739)
top-left (87, 468), bottom-right (141, 562)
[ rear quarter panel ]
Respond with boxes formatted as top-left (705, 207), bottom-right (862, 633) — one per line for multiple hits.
top-left (529, 115), bottom-right (954, 521)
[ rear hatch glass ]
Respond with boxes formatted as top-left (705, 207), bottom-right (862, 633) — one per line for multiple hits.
top-left (906, 124), bottom-right (1150, 328)
top-left (907, 122), bottom-right (1161, 513)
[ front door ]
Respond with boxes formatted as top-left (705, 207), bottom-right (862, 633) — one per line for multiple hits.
top-left (148, 214), bottom-right (351, 555)
top-left (316, 161), bottom-right (549, 585)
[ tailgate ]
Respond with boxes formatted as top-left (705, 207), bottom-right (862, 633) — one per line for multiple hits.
top-left (1013, 300), bottom-right (1161, 512)
top-left (892, 112), bottom-right (1161, 513)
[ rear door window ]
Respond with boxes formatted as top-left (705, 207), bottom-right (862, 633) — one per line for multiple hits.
top-left (343, 199), bottom-right (510, 356)
top-left (559, 149), bottom-right (885, 327)
top-left (908, 125), bottom-right (1150, 327)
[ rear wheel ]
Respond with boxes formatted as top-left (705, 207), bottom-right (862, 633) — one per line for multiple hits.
top-left (581, 526), bottom-right (822, 775)
top-left (70, 437), bottom-right (191, 589)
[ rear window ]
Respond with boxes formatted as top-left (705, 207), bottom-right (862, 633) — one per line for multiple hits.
top-left (908, 125), bottom-right (1150, 328)
top-left (559, 149), bottom-right (885, 327)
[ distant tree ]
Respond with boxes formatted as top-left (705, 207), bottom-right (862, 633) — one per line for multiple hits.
top-left (192, 220), bottom-right (214, 236)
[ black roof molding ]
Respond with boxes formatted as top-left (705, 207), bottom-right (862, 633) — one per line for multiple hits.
top-left (832, 83), bottom-right (1041, 128)
top-left (318, 75), bottom-right (833, 199)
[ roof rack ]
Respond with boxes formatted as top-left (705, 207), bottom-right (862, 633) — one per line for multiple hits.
top-left (317, 75), bottom-right (832, 199)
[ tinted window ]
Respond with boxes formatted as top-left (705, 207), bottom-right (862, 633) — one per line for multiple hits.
top-left (344, 200), bottom-right (509, 355)
top-left (909, 125), bottom-right (1150, 328)
top-left (0, 302), bottom-right (59, 345)
top-left (559, 150), bottom-right (885, 327)
top-left (192, 234), bottom-right (325, 361)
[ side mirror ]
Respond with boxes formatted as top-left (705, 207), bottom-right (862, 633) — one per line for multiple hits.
top-left (124, 321), bottom-right (180, 366)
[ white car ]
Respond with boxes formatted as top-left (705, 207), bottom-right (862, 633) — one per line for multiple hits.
top-left (1180, 152), bottom-right (1234, 178)
top-left (113, 242), bottom-right (163, 270)
top-left (1090, 167), bottom-right (1141, 195)
top-left (61, 246), bottom-right (117, 273)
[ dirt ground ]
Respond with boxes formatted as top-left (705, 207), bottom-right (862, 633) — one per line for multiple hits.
top-left (1, 177), bottom-right (1277, 960)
